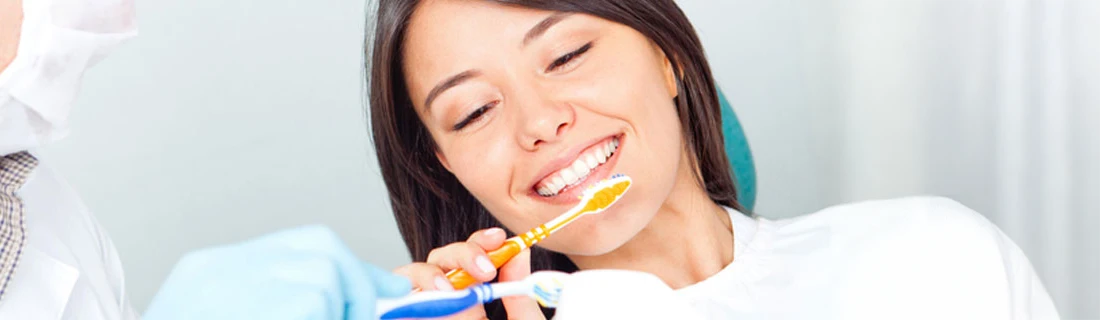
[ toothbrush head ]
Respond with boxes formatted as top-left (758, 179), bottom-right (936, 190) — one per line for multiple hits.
top-left (526, 271), bottom-right (570, 308)
top-left (578, 174), bottom-right (632, 214)
top-left (542, 174), bottom-right (632, 235)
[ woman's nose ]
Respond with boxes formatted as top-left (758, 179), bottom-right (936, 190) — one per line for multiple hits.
top-left (514, 94), bottom-right (574, 151)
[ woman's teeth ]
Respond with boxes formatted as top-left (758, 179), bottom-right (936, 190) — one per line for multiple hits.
top-left (537, 137), bottom-right (620, 197)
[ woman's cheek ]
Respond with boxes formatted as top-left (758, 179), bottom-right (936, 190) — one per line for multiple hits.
top-left (450, 138), bottom-right (513, 201)
top-left (577, 65), bottom-right (656, 116)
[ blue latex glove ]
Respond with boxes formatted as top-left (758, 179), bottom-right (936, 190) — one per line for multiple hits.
top-left (144, 225), bottom-right (411, 320)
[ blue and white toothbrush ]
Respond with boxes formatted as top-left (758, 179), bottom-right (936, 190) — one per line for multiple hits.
top-left (376, 271), bottom-right (569, 319)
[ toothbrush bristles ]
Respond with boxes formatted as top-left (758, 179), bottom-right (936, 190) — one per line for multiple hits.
top-left (532, 279), bottom-right (564, 308)
top-left (586, 173), bottom-right (628, 191)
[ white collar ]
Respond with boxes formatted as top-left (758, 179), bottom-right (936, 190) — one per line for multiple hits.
top-left (675, 206), bottom-right (775, 298)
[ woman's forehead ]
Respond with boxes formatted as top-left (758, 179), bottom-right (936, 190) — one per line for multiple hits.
top-left (401, 1), bottom-right (574, 104)
top-left (404, 1), bottom-right (554, 52)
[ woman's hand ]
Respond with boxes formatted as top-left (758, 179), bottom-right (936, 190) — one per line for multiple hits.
top-left (393, 228), bottom-right (546, 319)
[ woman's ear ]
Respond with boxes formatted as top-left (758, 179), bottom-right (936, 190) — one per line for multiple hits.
top-left (436, 151), bottom-right (452, 172)
top-left (656, 47), bottom-right (681, 99)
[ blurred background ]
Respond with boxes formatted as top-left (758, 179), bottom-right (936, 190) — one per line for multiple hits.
top-left (39, 0), bottom-right (1099, 318)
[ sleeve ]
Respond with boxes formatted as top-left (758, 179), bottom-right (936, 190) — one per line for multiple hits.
top-left (832, 197), bottom-right (1063, 319)
top-left (925, 197), bottom-right (1061, 319)
top-left (989, 224), bottom-right (1061, 319)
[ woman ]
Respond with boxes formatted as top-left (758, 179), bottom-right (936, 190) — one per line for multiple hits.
top-left (368, 0), bottom-right (1058, 319)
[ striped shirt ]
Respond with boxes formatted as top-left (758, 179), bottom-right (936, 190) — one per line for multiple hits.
top-left (0, 151), bottom-right (36, 303)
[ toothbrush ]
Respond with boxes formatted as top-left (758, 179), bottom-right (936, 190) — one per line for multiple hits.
top-left (445, 174), bottom-right (633, 289)
top-left (376, 271), bottom-right (569, 319)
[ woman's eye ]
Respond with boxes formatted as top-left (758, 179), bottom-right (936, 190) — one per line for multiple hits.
top-left (545, 42), bottom-right (593, 73)
top-left (451, 101), bottom-right (497, 131)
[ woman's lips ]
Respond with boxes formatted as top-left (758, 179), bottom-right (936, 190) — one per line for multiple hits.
top-left (529, 134), bottom-right (624, 204)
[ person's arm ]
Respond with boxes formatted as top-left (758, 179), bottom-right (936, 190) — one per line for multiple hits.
top-left (906, 197), bottom-right (1061, 319)
top-left (989, 227), bottom-right (1060, 319)
top-left (144, 225), bottom-right (411, 320)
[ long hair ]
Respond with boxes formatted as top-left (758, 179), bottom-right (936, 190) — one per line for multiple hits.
top-left (366, 1), bottom-right (742, 318)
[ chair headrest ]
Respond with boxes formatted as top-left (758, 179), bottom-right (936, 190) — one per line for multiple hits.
top-left (718, 89), bottom-right (756, 211)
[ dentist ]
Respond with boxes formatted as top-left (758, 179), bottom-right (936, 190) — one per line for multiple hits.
top-left (0, 0), bottom-right (409, 318)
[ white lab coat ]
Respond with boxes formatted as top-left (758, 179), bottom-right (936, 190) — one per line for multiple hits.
top-left (0, 0), bottom-right (138, 318)
top-left (0, 152), bottom-right (137, 319)
top-left (555, 197), bottom-right (1060, 319)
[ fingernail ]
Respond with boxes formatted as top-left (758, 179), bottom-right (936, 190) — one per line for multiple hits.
top-left (434, 276), bottom-right (454, 291)
top-left (475, 256), bottom-right (495, 274)
top-left (484, 228), bottom-right (503, 237)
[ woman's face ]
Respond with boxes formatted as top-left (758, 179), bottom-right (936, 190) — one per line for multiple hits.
top-left (402, 0), bottom-right (687, 255)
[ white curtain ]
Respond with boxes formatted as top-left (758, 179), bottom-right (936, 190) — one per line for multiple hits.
top-left (682, 0), bottom-right (1099, 318)
top-left (833, 1), bottom-right (1099, 318)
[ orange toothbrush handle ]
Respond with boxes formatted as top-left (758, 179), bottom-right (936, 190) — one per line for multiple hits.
top-left (445, 240), bottom-right (524, 289)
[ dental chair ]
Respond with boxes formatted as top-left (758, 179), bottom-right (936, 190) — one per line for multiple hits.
top-left (718, 89), bottom-right (756, 211)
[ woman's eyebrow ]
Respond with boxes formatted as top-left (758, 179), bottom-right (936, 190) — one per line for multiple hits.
top-left (522, 12), bottom-right (573, 48)
top-left (423, 13), bottom-right (572, 113)
top-left (424, 69), bottom-right (481, 112)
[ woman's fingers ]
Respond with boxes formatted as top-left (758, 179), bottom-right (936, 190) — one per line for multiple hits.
top-left (399, 229), bottom-right (537, 319)
top-left (467, 227), bottom-right (507, 250)
top-left (391, 263), bottom-right (492, 319)
top-left (392, 262), bottom-right (453, 291)
top-left (426, 228), bottom-right (506, 283)
top-left (498, 250), bottom-right (545, 320)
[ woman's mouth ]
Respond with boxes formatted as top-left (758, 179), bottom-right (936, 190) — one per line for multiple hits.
top-left (534, 135), bottom-right (622, 198)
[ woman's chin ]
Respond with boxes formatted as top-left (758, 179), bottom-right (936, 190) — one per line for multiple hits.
top-left (537, 227), bottom-right (635, 257)
top-left (539, 242), bottom-right (621, 258)
top-left (538, 202), bottom-right (658, 257)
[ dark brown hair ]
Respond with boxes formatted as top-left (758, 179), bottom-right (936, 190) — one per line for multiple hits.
top-left (367, 0), bottom-right (741, 317)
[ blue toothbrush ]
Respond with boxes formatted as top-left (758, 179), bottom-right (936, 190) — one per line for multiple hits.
top-left (376, 271), bottom-right (568, 319)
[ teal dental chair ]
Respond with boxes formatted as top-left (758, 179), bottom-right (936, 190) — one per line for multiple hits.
top-left (717, 89), bottom-right (756, 211)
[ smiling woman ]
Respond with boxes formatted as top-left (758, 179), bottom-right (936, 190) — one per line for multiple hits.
top-left (369, 1), bottom-right (740, 317)
top-left (366, 0), bottom-right (1058, 319)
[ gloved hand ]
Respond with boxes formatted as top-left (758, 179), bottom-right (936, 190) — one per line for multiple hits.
top-left (143, 225), bottom-right (410, 320)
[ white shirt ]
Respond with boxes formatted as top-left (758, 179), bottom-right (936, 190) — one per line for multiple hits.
top-left (555, 196), bottom-right (1059, 319)
top-left (0, 152), bottom-right (137, 319)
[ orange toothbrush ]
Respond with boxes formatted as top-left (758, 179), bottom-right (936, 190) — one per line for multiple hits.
top-left (445, 174), bottom-right (633, 289)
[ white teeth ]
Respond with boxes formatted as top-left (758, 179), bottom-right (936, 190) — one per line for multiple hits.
top-left (559, 167), bottom-right (578, 185)
top-left (535, 136), bottom-right (623, 197)
top-left (572, 160), bottom-right (590, 179)
top-left (584, 154), bottom-right (599, 168)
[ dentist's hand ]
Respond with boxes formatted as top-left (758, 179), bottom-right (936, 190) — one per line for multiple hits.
top-left (144, 225), bottom-right (411, 320)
